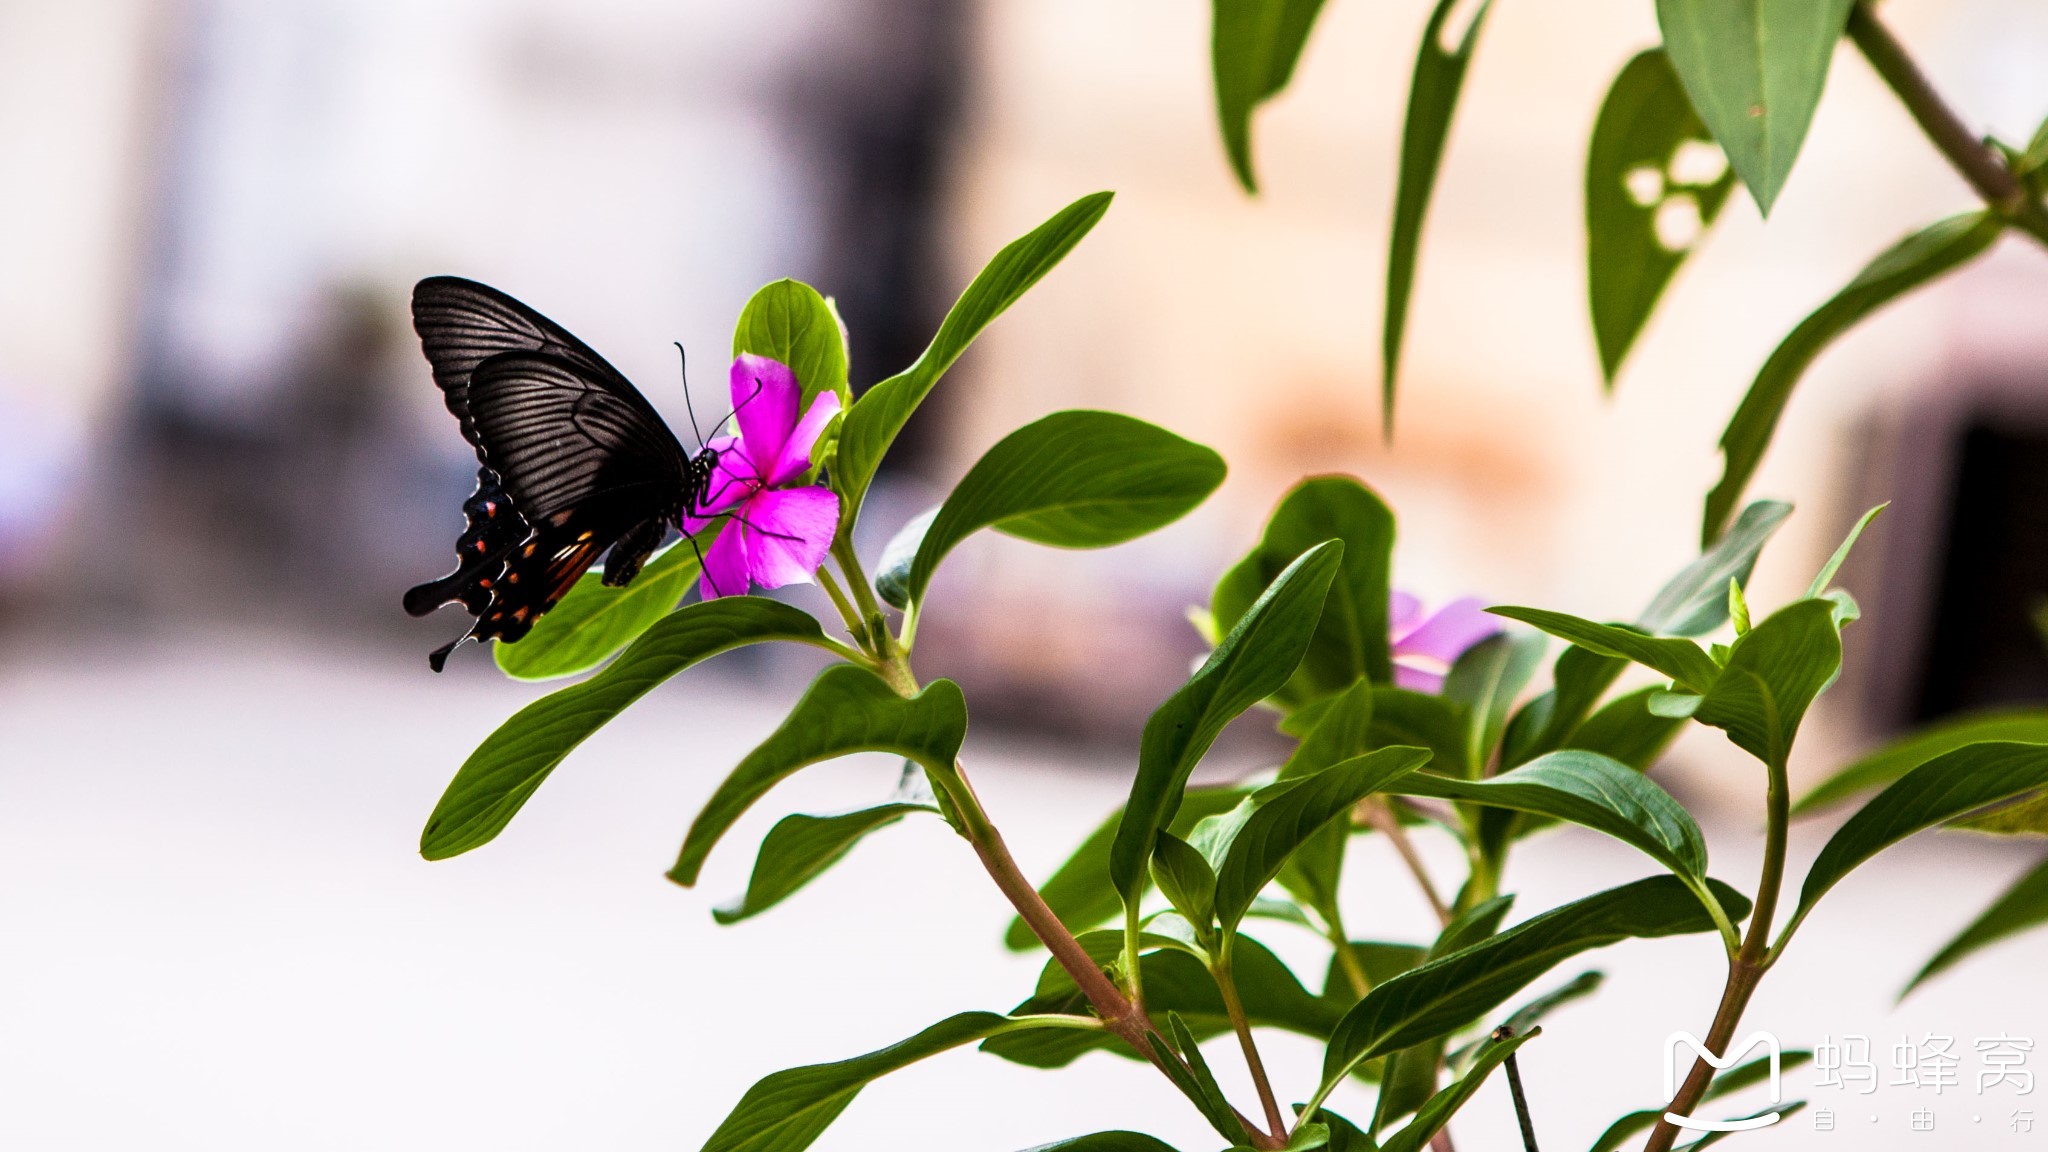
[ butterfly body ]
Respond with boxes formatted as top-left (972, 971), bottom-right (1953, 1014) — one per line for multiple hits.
top-left (405, 277), bottom-right (717, 671)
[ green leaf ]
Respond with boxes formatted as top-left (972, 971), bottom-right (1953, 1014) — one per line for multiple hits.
top-left (1318, 876), bottom-right (1750, 1093)
top-left (1794, 707), bottom-right (2048, 815)
top-left (902, 411), bottom-right (1225, 611)
top-left (1726, 578), bottom-right (1752, 635)
top-left (986, 932), bottom-right (1338, 1067)
top-left (731, 278), bottom-right (850, 408)
top-left (1323, 942), bottom-right (1428, 1007)
top-left (835, 193), bottom-right (1114, 528)
top-left (1703, 212), bottom-right (2002, 543)
top-left (1111, 541), bottom-right (1344, 900)
top-left (1683, 1104), bottom-right (1806, 1148)
top-left (1214, 477), bottom-right (1396, 704)
top-left (1431, 895), bottom-right (1515, 960)
top-left (714, 802), bottom-right (936, 924)
top-left (1790, 742), bottom-right (2048, 938)
top-left (1504, 499), bottom-right (1786, 764)
top-left (874, 506), bottom-right (937, 611)
top-left (670, 666), bottom-right (967, 886)
top-left (420, 597), bottom-right (827, 860)
top-left (1502, 645), bottom-right (1627, 768)
top-left (701, 1011), bottom-right (1065, 1152)
top-left (1805, 502), bottom-right (1885, 598)
top-left (1441, 631), bottom-right (1546, 773)
top-left (492, 542), bottom-right (704, 680)
top-left (1371, 1039), bottom-right (1444, 1135)
top-left (1363, 898), bottom-right (1512, 1113)
top-left (1159, 1013), bottom-right (1244, 1143)
top-left (1280, 679), bottom-right (1377, 781)
top-left (1210, 0), bottom-right (1330, 193)
top-left (1383, 0), bottom-right (1494, 427)
top-left (1276, 681), bottom-right (1376, 918)
top-left (1586, 1050), bottom-right (1812, 1151)
top-left (1309, 1109), bottom-right (1377, 1152)
top-left (1903, 853), bottom-right (2048, 997)
top-left (1367, 687), bottom-right (1471, 779)
top-left (1586, 48), bottom-right (1740, 384)
top-left (1392, 750), bottom-right (1708, 885)
top-left (1215, 747), bottom-right (1433, 931)
top-left (1653, 0), bottom-right (1853, 213)
top-left (1488, 607), bottom-right (1720, 693)
top-left (1638, 499), bottom-right (1793, 637)
top-left (1288, 1123), bottom-right (1334, 1151)
top-left (1569, 686), bottom-right (1687, 771)
top-left (1952, 791), bottom-right (2048, 836)
top-left (1377, 1026), bottom-right (1537, 1152)
top-left (1446, 971), bottom-right (1601, 1073)
top-left (1152, 832), bottom-right (1220, 933)
top-left (1692, 599), bottom-right (1841, 768)
top-left (1003, 786), bottom-right (1255, 950)
top-left (1018, 1135), bottom-right (1184, 1152)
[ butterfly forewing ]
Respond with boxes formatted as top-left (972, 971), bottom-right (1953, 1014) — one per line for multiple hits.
top-left (406, 278), bottom-right (698, 670)
top-left (465, 352), bottom-right (688, 520)
top-left (411, 275), bottom-right (664, 449)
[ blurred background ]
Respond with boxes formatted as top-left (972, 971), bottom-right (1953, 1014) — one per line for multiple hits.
top-left (4, 0), bottom-right (2048, 1147)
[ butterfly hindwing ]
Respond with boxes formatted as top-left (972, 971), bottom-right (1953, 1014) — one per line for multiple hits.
top-left (407, 279), bottom-right (696, 670)
top-left (403, 467), bottom-right (529, 620)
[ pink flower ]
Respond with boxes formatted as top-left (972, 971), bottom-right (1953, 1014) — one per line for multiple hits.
top-left (1390, 591), bottom-right (1499, 693)
top-left (684, 354), bottom-right (841, 599)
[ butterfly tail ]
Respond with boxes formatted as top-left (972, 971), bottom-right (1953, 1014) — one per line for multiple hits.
top-left (427, 636), bottom-right (464, 673)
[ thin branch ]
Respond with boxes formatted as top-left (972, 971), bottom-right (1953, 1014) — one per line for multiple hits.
top-left (814, 565), bottom-right (870, 652)
top-left (1322, 901), bottom-right (1373, 999)
top-left (1495, 1026), bottom-right (1542, 1152)
top-left (1847, 2), bottom-right (2048, 245)
top-left (1363, 798), bottom-right (1453, 927)
top-left (1214, 948), bottom-right (1289, 1143)
top-left (1640, 750), bottom-right (1790, 1152)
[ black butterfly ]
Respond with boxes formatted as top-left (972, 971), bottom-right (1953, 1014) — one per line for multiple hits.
top-left (403, 277), bottom-right (733, 671)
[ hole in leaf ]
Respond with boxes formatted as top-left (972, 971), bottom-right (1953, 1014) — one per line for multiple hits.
top-left (1436, 0), bottom-right (1488, 53)
top-left (1668, 140), bottom-right (1728, 186)
top-left (1654, 194), bottom-right (1702, 252)
top-left (1624, 166), bottom-right (1664, 208)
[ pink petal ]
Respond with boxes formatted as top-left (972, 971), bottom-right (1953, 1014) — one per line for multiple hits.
top-left (729, 355), bottom-right (799, 475)
top-left (765, 391), bottom-right (842, 486)
top-left (741, 486), bottom-right (840, 589)
top-left (1392, 596), bottom-right (1499, 664)
top-left (1389, 589), bottom-right (1424, 632)
top-left (698, 517), bottom-right (751, 599)
top-left (680, 436), bottom-right (760, 534)
top-left (1394, 663), bottom-right (1444, 694)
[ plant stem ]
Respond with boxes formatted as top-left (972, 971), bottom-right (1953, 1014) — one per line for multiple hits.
top-left (1214, 945), bottom-right (1289, 1143)
top-left (1495, 1026), bottom-right (1541, 1152)
top-left (831, 535), bottom-right (889, 636)
top-left (942, 767), bottom-right (1136, 1032)
top-left (815, 565), bottom-right (870, 651)
top-left (828, 535), bottom-right (919, 696)
top-left (1848, 2), bottom-right (2048, 245)
top-left (1323, 902), bottom-right (1373, 999)
top-left (1363, 798), bottom-right (1453, 927)
top-left (1641, 751), bottom-right (1790, 1152)
top-left (834, 529), bottom-right (1281, 1146)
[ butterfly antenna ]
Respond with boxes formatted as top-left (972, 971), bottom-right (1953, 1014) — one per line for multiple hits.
top-left (707, 376), bottom-right (766, 442)
top-left (675, 342), bottom-right (708, 450)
